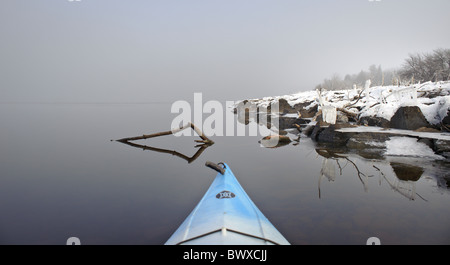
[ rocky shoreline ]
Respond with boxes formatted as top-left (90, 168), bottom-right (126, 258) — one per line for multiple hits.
top-left (234, 81), bottom-right (450, 159)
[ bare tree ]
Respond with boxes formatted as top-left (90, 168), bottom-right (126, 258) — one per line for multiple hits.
top-left (399, 48), bottom-right (450, 83)
top-left (316, 48), bottom-right (449, 92)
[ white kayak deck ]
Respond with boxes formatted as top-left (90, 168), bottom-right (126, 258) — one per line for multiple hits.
top-left (165, 163), bottom-right (290, 245)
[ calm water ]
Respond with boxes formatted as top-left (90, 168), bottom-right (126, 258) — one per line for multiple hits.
top-left (1, 103), bottom-right (449, 245)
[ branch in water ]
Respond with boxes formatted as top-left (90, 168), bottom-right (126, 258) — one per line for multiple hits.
top-left (116, 122), bottom-right (214, 145)
top-left (117, 140), bottom-right (211, 164)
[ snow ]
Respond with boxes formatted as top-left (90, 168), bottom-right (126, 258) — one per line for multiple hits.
top-left (240, 81), bottom-right (450, 126)
top-left (384, 137), bottom-right (445, 160)
top-left (322, 105), bottom-right (337, 124)
top-left (284, 90), bottom-right (318, 107)
top-left (336, 126), bottom-right (450, 141)
top-left (357, 82), bottom-right (450, 123)
top-left (281, 113), bottom-right (300, 118)
top-left (235, 81), bottom-right (450, 159)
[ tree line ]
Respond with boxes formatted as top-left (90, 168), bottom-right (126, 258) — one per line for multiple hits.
top-left (316, 48), bottom-right (450, 91)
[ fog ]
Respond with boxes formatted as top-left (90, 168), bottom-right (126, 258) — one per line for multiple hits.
top-left (1, 0), bottom-right (449, 103)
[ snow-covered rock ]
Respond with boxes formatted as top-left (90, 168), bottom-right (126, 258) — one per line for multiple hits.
top-left (235, 81), bottom-right (450, 159)
top-left (389, 106), bottom-right (430, 130)
top-left (236, 81), bottom-right (450, 129)
top-left (385, 137), bottom-right (445, 160)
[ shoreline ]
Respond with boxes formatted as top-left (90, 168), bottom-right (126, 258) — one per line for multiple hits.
top-left (234, 81), bottom-right (450, 159)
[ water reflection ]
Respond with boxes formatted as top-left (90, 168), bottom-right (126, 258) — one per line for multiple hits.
top-left (318, 158), bottom-right (336, 199)
top-left (114, 122), bottom-right (214, 164)
top-left (373, 163), bottom-right (426, 201)
top-left (313, 146), bottom-right (450, 201)
top-left (315, 148), bottom-right (370, 198)
top-left (2, 103), bottom-right (449, 244)
top-left (389, 162), bottom-right (423, 182)
top-left (116, 140), bottom-right (212, 164)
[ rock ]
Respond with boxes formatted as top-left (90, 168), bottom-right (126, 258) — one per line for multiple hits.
top-left (433, 139), bottom-right (450, 158)
top-left (255, 112), bottom-right (274, 129)
top-left (233, 100), bottom-right (250, 114)
top-left (277, 116), bottom-right (310, 130)
top-left (442, 109), bottom-right (450, 130)
top-left (336, 111), bottom-right (349, 124)
top-left (302, 123), bottom-right (316, 137)
top-left (414, 127), bottom-right (441, 133)
top-left (314, 124), bottom-right (356, 145)
top-left (259, 135), bottom-right (292, 148)
top-left (418, 138), bottom-right (434, 149)
top-left (270, 98), bottom-right (295, 114)
top-left (389, 106), bottom-right (430, 130)
top-left (346, 137), bottom-right (386, 150)
top-left (359, 116), bottom-right (390, 128)
top-left (293, 101), bottom-right (318, 118)
top-left (234, 100), bottom-right (258, 125)
top-left (310, 121), bottom-right (327, 141)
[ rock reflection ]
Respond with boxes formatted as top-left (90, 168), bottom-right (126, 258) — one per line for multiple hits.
top-left (313, 147), bottom-right (447, 201)
top-left (373, 162), bottom-right (426, 201)
top-left (390, 162), bottom-right (424, 182)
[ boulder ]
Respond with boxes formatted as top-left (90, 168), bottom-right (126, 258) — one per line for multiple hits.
top-left (314, 124), bottom-right (356, 145)
top-left (359, 116), bottom-right (390, 128)
top-left (302, 123), bottom-right (316, 137)
top-left (310, 122), bottom-right (325, 141)
top-left (336, 111), bottom-right (349, 124)
top-left (442, 109), bottom-right (450, 130)
top-left (389, 106), bottom-right (430, 130)
top-left (234, 100), bottom-right (258, 125)
top-left (259, 135), bottom-right (292, 148)
top-left (433, 139), bottom-right (450, 158)
top-left (293, 101), bottom-right (318, 118)
top-left (277, 116), bottom-right (309, 130)
top-left (270, 98), bottom-right (295, 114)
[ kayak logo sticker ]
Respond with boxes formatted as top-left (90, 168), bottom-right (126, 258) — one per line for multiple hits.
top-left (216, 190), bottom-right (236, 199)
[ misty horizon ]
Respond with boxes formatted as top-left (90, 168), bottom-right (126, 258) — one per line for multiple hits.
top-left (1, 0), bottom-right (450, 103)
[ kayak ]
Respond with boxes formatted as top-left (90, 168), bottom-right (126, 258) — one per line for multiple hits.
top-left (165, 162), bottom-right (290, 245)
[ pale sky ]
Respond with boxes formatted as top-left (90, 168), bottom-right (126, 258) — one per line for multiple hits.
top-left (1, 0), bottom-right (449, 103)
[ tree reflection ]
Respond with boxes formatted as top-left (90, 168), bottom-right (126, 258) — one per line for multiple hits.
top-left (373, 162), bottom-right (427, 201)
top-left (314, 147), bottom-right (434, 201)
top-left (316, 148), bottom-right (370, 198)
